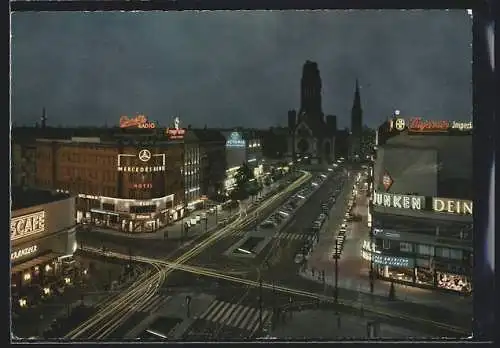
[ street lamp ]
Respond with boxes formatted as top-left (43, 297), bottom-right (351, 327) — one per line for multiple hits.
top-left (237, 247), bottom-right (272, 337)
top-left (334, 238), bottom-right (339, 304)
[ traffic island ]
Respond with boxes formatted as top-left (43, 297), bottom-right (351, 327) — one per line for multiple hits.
top-left (227, 237), bottom-right (269, 259)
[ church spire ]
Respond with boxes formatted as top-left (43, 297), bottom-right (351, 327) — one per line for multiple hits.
top-left (351, 79), bottom-right (362, 136)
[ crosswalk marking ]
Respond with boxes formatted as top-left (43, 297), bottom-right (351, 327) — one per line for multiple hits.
top-left (135, 295), bottom-right (171, 313)
top-left (233, 305), bottom-right (251, 327)
top-left (249, 311), bottom-right (271, 335)
top-left (203, 301), bottom-right (225, 321)
top-left (212, 302), bottom-right (232, 322)
top-left (197, 300), bottom-right (272, 333)
top-left (238, 308), bottom-right (257, 329)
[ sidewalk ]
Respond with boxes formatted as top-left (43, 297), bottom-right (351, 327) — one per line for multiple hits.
top-left (300, 181), bottom-right (473, 314)
top-left (270, 308), bottom-right (427, 339)
top-left (87, 179), bottom-right (287, 241)
top-left (12, 257), bottom-right (135, 338)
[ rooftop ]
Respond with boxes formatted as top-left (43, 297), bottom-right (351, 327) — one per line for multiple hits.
top-left (11, 186), bottom-right (71, 211)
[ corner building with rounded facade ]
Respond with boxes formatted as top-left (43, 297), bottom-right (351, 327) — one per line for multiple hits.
top-left (32, 128), bottom-right (186, 233)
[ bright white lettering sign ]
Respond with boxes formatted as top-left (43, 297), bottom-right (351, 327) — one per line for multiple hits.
top-left (433, 198), bottom-right (473, 215)
top-left (11, 211), bottom-right (46, 241)
top-left (11, 245), bottom-right (38, 261)
top-left (373, 192), bottom-right (424, 210)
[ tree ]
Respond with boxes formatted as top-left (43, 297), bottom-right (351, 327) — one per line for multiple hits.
top-left (235, 162), bottom-right (254, 187)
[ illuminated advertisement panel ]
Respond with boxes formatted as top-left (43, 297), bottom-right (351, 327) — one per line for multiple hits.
top-left (11, 211), bottom-right (46, 241)
top-left (390, 117), bottom-right (472, 134)
top-left (373, 192), bottom-right (473, 216)
top-left (117, 149), bottom-right (166, 172)
top-left (119, 115), bottom-right (157, 129)
top-left (226, 132), bottom-right (246, 148)
top-left (165, 116), bottom-right (187, 140)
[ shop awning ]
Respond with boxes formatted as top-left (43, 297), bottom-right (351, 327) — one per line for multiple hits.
top-left (11, 252), bottom-right (63, 274)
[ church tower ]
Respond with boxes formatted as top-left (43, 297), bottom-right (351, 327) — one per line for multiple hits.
top-left (350, 79), bottom-right (363, 137)
top-left (299, 60), bottom-right (323, 120)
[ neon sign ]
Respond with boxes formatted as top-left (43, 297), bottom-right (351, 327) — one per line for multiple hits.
top-left (11, 211), bottom-right (46, 241)
top-left (11, 245), bottom-right (38, 261)
top-left (408, 118), bottom-right (450, 133)
top-left (166, 128), bottom-right (186, 140)
top-left (165, 116), bottom-right (186, 139)
top-left (373, 192), bottom-right (424, 210)
top-left (119, 115), bottom-right (156, 129)
top-left (132, 183), bottom-right (153, 189)
top-left (433, 198), bottom-right (472, 215)
top-left (226, 132), bottom-right (246, 148)
top-left (394, 117), bottom-right (473, 133)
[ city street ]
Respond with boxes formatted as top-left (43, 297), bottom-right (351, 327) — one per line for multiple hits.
top-left (76, 179), bottom-right (290, 263)
top-left (12, 255), bottom-right (143, 339)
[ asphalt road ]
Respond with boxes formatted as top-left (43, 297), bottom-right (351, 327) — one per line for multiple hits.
top-left (183, 172), bottom-right (325, 270)
top-left (76, 175), bottom-right (299, 266)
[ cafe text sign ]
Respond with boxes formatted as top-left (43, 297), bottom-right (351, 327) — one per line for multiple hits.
top-left (373, 192), bottom-right (424, 211)
top-left (433, 198), bottom-right (473, 216)
top-left (11, 245), bottom-right (38, 261)
top-left (119, 115), bottom-right (157, 129)
top-left (11, 211), bottom-right (46, 241)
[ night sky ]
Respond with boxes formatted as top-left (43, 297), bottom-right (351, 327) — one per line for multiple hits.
top-left (11, 10), bottom-right (472, 129)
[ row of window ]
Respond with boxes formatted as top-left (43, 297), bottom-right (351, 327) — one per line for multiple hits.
top-left (60, 153), bottom-right (116, 166)
top-left (381, 239), bottom-right (466, 260)
top-left (59, 168), bottom-right (117, 182)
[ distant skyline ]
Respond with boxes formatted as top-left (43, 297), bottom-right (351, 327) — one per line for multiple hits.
top-left (11, 10), bottom-right (472, 129)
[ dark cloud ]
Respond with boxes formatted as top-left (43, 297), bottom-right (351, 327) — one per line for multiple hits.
top-left (11, 10), bottom-right (472, 129)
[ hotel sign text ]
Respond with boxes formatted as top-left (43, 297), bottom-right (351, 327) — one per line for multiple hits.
top-left (433, 198), bottom-right (473, 216)
top-left (373, 192), bottom-right (424, 210)
top-left (11, 211), bottom-right (46, 241)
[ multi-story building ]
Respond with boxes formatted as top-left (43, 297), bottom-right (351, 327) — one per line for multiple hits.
top-left (183, 130), bottom-right (202, 209)
top-left (261, 127), bottom-right (288, 159)
top-left (191, 129), bottom-right (227, 200)
top-left (11, 187), bottom-right (77, 305)
top-left (364, 128), bottom-right (473, 294)
top-left (12, 124), bottom-right (188, 233)
top-left (221, 129), bottom-right (263, 194)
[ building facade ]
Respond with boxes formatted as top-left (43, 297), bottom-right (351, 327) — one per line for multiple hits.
top-left (183, 131), bottom-right (202, 208)
top-left (287, 61), bottom-right (336, 164)
top-left (365, 130), bottom-right (473, 294)
top-left (11, 187), bottom-right (77, 305)
top-left (192, 129), bottom-right (227, 200)
top-left (221, 129), bottom-right (263, 194)
top-left (12, 125), bottom-right (189, 233)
